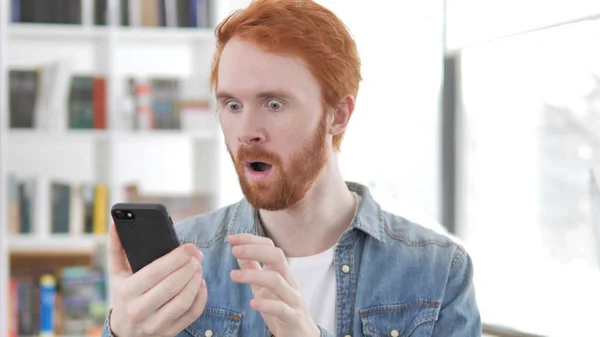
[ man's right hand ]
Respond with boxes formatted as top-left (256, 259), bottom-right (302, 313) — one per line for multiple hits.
top-left (107, 223), bottom-right (208, 337)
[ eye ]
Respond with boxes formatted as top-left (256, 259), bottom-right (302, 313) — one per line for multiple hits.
top-left (226, 100), bottom-right (242, 111)
top-left (267, 99), bottom-right (283, 110)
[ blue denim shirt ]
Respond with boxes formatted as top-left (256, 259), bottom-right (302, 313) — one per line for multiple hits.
top-left (103, 181), bottom-right (481, 337)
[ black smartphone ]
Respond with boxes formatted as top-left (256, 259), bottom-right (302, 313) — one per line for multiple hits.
top-left (111, 203), bottom-right (181, 273)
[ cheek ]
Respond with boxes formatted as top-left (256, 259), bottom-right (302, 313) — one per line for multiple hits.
top-left (272, 129), bottom-right (309, 161)
top-left (271, 126), bottom-right (300, 147)
top-left (219, 117), bottom-right (237, 141)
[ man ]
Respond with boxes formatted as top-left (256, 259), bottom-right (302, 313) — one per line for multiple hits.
top-left (102, 0), bottom-right (481, 336)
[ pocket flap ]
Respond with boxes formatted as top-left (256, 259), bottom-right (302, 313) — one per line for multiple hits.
top-left (185, 307), bottom-right (243, 337)
top-left (359, 300), bottom-right (440, 337)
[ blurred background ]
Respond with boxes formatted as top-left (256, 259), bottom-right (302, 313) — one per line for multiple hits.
top-left (1, 0), bottom-right (600, 336)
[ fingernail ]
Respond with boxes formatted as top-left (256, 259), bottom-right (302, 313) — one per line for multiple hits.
top-left (200, 279), bottom-right (206, 288)
top-left (230, 270), bottom-right (241, 279)
top-left (185, 244), bottom-right (197, 256)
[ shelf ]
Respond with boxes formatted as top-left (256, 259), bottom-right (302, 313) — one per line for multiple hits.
top-left (7, 129), bottom-right (109, 142)
top-left (7, 23), bottom-right (214, 43)
top-left (6, 129), bottom-right (217, 142)
top-left (112, 129), bottom-right (217, 141)
top-left (116, 27), bottom-right (215, 43)
top-left (8, 23), bottom-right (108, 39)
top-left (8, 234), bottom-right (107, 255)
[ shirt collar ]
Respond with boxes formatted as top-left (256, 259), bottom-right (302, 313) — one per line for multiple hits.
top-left (226, 181), bottom-right (386, 243)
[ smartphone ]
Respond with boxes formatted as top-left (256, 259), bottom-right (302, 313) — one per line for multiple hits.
top-left (111, 203), bottom-right (181, 273)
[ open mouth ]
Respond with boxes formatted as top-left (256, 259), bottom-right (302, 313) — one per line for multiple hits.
top-left (248, 161), bottom-right (273, 172)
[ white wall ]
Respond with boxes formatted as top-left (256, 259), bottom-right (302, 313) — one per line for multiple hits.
top-left (446, 0), bottom-right (600, 50)
top-left (327, 0), bottom-right (443, 221)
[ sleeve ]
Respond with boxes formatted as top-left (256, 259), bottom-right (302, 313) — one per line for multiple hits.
top-left (319, 326), bottom-right (335, 337)
top-left (431, 247), bottom-right (482, 337)
top-left (101, 309), bottom-right (117, 337)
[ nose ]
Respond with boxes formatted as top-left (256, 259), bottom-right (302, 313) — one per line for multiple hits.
top-left (238, 134), bottom-right (264, 145)
top-left (238, 113), bottom-right (266, 146)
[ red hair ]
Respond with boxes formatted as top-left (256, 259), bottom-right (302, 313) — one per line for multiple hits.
top-left (209, 0), bottom-right (362, 150)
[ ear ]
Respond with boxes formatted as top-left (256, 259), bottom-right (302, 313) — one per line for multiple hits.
top-left (329, 94), bottom-right (355, 136)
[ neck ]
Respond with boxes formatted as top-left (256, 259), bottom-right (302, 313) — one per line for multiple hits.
top-left (257, 154), bottom-right (357, 257)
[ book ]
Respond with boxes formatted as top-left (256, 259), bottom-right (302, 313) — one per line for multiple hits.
top-left (9, 262), bottom-right (108, 336)
top-left (8, 66), bottom-right (107, 131)
top-left (5, 174), bottom-right (109, 236)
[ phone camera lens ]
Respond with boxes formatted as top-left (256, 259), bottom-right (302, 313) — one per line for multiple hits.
top-left (114, 210), bottom-right (134, 219)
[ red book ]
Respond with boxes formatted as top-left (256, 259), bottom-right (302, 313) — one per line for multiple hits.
top-left (8, 279), bottom-right (18, 337)
top-left (93, 77), bottom-right (107, 129)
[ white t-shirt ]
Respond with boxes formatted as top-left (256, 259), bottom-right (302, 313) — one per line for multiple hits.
top-left (286, 192), bottom-right (361, 335)
top-left (288, 245), bottom-right (337, 335)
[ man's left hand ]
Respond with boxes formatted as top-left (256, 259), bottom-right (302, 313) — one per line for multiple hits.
top-left (228, 233), bottom-right (321, 337)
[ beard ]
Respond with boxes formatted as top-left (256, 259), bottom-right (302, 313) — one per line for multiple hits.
top-left (227, 115), bottom-right (328, 211)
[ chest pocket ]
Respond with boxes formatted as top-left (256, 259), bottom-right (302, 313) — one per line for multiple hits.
top-left (184, 307), bottom-right (243, 337)
top-left (359, 300), bottom-right (440, 337)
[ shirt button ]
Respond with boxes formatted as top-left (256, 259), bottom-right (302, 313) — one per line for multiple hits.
top-left (390, 329), bottom-right (399, 337)
top-left (342, 264), bottom-right (350, 273)
top-left (344, 334), bottom-right (352, 337)
top-left (205, 329), bottom-right (213, 337)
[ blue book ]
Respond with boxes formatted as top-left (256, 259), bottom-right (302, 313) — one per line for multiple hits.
top-left (12, 0), bottom-right (20, 22)
top-left (39, 275), bottom-right (56, 337)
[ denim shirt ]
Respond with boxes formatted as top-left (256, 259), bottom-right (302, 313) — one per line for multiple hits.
top-left (103, 182), bottom-right (481, 337)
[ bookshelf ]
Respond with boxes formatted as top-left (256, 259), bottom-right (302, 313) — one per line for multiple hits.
top-left (9, 235), bottom-right (107, 255)
top-left (0, 0), bottom-right (244, 336)
top-left (1, 1), bottom-right (10, 337)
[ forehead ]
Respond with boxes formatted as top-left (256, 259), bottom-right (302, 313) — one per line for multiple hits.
top-left (217, 38), bottom-right (320, 99)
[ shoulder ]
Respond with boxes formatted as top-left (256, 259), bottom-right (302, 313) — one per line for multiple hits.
top-left (382, 210), bottom-right (457, 247)
top-left (173, 201), bottom-right (241, 247)
top-left (379, 210), bottom-right (468, 271)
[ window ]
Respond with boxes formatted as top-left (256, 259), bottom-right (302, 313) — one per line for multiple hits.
top-left (457, 18), bottom-right (600, 335)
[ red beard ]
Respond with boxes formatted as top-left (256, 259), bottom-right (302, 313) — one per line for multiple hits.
top-left (228, 115), bottom-right (328, 211)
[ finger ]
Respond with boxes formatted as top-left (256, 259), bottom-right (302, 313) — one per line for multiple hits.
top-left (250, 298), bottom-right (293, 320)
top-left (232, 245), bottom-right (293, 283)
top-left (232, 245), bottom-right (286, 266)
top-left (193, 246), bottom-right (204, 262)
top-left (230, 269), bottom-right (300, 306)
top-left (129, 244), bottom-right (197, 294)
top-left (136, 258), bottom-right (201, 315)
top-left (237, 258), bottom-right (261, 271)
top-left (108, 223), bottom-right (132, 276)
top-left (167, 279), bottom-right (208, 336)
top-left (146, 271), bottom-right (203, 332)
top-left (235, 258), bottom-right (262, 295)
top-left (227, 233), bottom-right (275, 247)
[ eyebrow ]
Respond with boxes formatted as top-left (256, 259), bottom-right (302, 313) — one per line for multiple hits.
top-left (215, 90), bottom-right (295, 101)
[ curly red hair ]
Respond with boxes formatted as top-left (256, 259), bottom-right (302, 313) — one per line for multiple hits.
top-left (209, 0), bottom-right (362, 150)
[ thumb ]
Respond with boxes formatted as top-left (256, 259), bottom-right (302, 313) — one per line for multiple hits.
top-left (108, 222), bottom-right (132, 276)
top-left (197, 278), bottom-right (208, 314)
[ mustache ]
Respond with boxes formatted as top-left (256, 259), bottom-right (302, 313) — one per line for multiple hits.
top-left (236, 146), bottom-right (281, 164)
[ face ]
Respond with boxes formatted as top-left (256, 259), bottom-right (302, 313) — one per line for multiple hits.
top-left (216, 38), bottom-right (330, 211)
